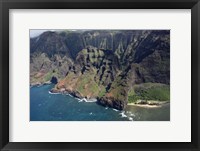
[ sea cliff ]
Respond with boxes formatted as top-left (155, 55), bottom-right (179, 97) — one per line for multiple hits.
top-left (30, 30), bottom-right (170, 110)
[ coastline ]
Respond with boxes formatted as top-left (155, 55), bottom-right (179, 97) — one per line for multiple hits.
top-left (30, 84), bottom-right (170, 121)
top-left (31, 83), bottom-right (169, 110)
top-left (48, 89), bottom-right (97, 103)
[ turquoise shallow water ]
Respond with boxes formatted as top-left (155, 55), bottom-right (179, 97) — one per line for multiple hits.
top-left (30, 84), bottom-right (170, 121)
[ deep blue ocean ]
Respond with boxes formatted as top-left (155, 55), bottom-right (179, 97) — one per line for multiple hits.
top-left (30, 84), bottom-right (170, 121)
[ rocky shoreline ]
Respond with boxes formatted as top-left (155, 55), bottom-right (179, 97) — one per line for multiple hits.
top-left (50, 87), bottom-right (83, 99)
top-left (31, 82), bottom-right (169, 110)
top-left (31, 80), bottom-right (170, 111)
top-left (97, 96), bottom-right (125, 110)
top-left (49, 87), bottom-right (170, 110)
top-left (30, 82), bottom-right (123, 110)
top-left (50, 87), bottom-right (125, 110)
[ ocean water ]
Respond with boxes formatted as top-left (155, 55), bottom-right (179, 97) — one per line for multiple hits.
top-left (30, 84), bottom-right (170, 121)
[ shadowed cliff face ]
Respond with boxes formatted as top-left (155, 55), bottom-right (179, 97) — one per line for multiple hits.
top-left (30, 30), bottom-right (170, 110)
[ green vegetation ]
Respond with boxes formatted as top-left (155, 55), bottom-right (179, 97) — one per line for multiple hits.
top-left (76, 74), bottom-right (96, 94)
top-left (128, 83), bottom-right (170, 103)
top-left (64, 70), bottom-right (103, 97)
top-left (30, 68), bottom-right (61, 85)
top-left (105, 76), bottom-right (128, 101)
top-left (43, 71), bottom-right (54, 81)
top-left (99, 88), bottom-right (106, 97)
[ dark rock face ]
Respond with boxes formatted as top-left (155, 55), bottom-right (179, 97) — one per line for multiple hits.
top-left (30, 30), bottom-right (170, 110)
top-left (97, 97), bottom-right (125, 110)
top-left (31, 31), bottom-right (71, 58)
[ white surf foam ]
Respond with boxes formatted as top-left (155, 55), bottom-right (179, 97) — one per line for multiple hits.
top-left (78, 99), bottom-right (83, 102)
top-left (128, 117), bottom-right (133, 121)
top-left (119, 111), bottom-right (128, 118)
top-left (65, 93), bottom-right (72, 97)
top-left (84, 98), bottom-right (97, 102)
top-left (130, 113), bottom-right (135, 117)
top-left (48, 91), bottom-right (60, 95)
top-left (87, 99), bottom-right (97, 102)
top-left (113, 108), bottom-right (119, 112)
